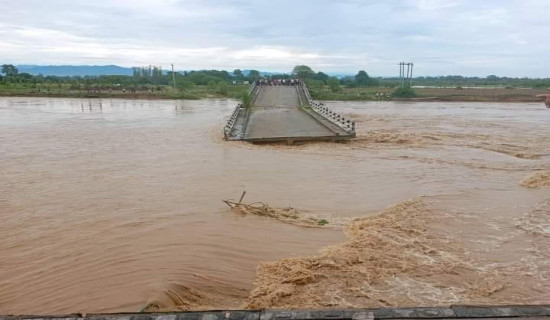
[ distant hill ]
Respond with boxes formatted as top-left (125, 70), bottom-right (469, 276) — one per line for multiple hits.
top-left (241, 70), bottom-right (279, 77)
top-left (14, 65), bottom-right (353, 78)
top-left (241, 70), bottom-right (355, 78)
top-left (14, 65), bottom-right (285, 77)
top-left (16, 65), bottom-right (134, 76)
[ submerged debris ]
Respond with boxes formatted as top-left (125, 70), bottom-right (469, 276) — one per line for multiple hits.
top-left (223, 192), bottom-right (331, 228)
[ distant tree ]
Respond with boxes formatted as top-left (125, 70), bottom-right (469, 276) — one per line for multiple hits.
top-left (292, 65), bottom-right (315, 79)
top-left (207, 80), bottom-right (218, 92)
top-left (339, 76), bottom-right (355, 87)
top-left (217, 81), bottom-right (228, 95)
top-left (354, 70), bottom-right (370, 86)
top-left (176, 78), bottom-right (194, 92)
top-left (233, 69), bottom-right (243, 78)
top-left (18, 73), bottom-right (33, 82)
top-left (1, 64), bottom-right (18, 76)
top-left (304, 79), bottom-right (324, 93)
top-left (215, 70), bottom-right (229, 79)
top-left (270, 73), bottom-right (291, 79)
top-left (248, 70), bottom-right (260, 80)
top-left (187, 71), bottom-right (226, 85)
top-left (327, 77), bottom-right (341, 93)
top-left (313, 71), bottom-right (329, 82)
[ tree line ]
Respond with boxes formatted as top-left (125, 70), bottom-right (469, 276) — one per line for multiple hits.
top-left (0, 64), bottom-right (376, 88)
top-left (0, 64), bottom-right (262, 89)
top-left (2, 64), bottom-right (548, 91)
top-left (291, 65), bottom-right (379, 93)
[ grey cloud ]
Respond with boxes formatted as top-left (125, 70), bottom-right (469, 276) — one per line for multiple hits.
top-left (1, 0), bottom-right (549, 77)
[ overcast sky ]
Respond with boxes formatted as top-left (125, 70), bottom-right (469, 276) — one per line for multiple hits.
top-left (1, 0), bottom-right (549, 77)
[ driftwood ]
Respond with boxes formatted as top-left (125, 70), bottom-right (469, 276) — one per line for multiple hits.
top-left (223, 191), bottom-right (330, 227)
top-left (223, 191), bottom-right (268, 209)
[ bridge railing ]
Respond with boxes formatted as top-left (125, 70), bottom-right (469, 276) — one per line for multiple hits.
top-left (223, 103), bottom-right (242, 140)
top-left (301, 82), bottom-right (356, 133)
top-left (224, 82), bottom-right (257, 140)
top-left (247, 81), bottom-right (257, 96)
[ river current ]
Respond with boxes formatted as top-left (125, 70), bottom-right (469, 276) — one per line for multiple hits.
top-left (1, 97), bottom-right (549, 313)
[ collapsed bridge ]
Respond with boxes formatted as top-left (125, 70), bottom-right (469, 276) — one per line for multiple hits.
top-left (224, 82), bottom-right (355, 144)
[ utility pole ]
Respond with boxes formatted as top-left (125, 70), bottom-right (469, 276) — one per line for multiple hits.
top-left (400, 62), bottom-right (404, 87)
top-left (401, 62), bottom-right (404, 87)
top-left (399, 62), bottom-right (401, 83)
top-left (409, 63), bottom-right (414, 87)
top-left (398, 62), bottom-right (414, 88)
top-left (171, 63), bottom-right (176, 88)
top-left (398, 62), bottom-right (405, 87)
top-left (406, 63), bottom-right (410, 86)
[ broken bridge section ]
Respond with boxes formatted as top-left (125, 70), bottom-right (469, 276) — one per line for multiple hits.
top-left (224, 82), bottom-right (355, 144)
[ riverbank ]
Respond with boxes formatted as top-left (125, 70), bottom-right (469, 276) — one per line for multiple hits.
top-left (312, 86), bottom-right (549, 102)
top-left (0, 84), bottom-right (247, 100)
top-left (1, 85), bottom-right (548, 102)
top-left (0, 92), bottom-right (206, 100)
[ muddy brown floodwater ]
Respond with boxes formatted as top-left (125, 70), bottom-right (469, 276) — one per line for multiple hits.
top-left (1, 98), bottom-right (549, 314)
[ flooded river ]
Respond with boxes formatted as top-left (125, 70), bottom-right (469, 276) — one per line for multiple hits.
top-left (1, 97), bottom-right (549, 314)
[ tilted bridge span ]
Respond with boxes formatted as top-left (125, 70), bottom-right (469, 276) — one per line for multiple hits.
top-left (224, 82), bottom-right (355, 144)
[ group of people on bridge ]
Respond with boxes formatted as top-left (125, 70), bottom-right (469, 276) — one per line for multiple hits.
top-left (256, 78), bottom-right (301, 86)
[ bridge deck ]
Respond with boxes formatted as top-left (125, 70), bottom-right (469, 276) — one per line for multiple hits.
top-left (227, 85), bottom-right (353, 143)
top-left (253, 86), bottom-right (302, 107)
top-left (244, 107), bottom-right (337, 140)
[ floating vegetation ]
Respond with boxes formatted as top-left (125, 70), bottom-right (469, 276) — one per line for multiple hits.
top-left (223, 192), bottom-right (332, 228)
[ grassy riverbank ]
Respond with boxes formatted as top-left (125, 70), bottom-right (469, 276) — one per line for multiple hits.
top-left (310, 86), bottom-right (549, 102)
top-left (1, 83), bottom-right (548, 102)
top-left (0, 83), bottom-right (248, 100)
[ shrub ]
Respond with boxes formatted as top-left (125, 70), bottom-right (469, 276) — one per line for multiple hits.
top-left (391, 86), bottom-right (417, 98)
top-left (327, 77), bottom-right (342, 93)
top-left (217, 82), bottom-right (228, 95)
top-left (242, 92), bottom-right (251, 108)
